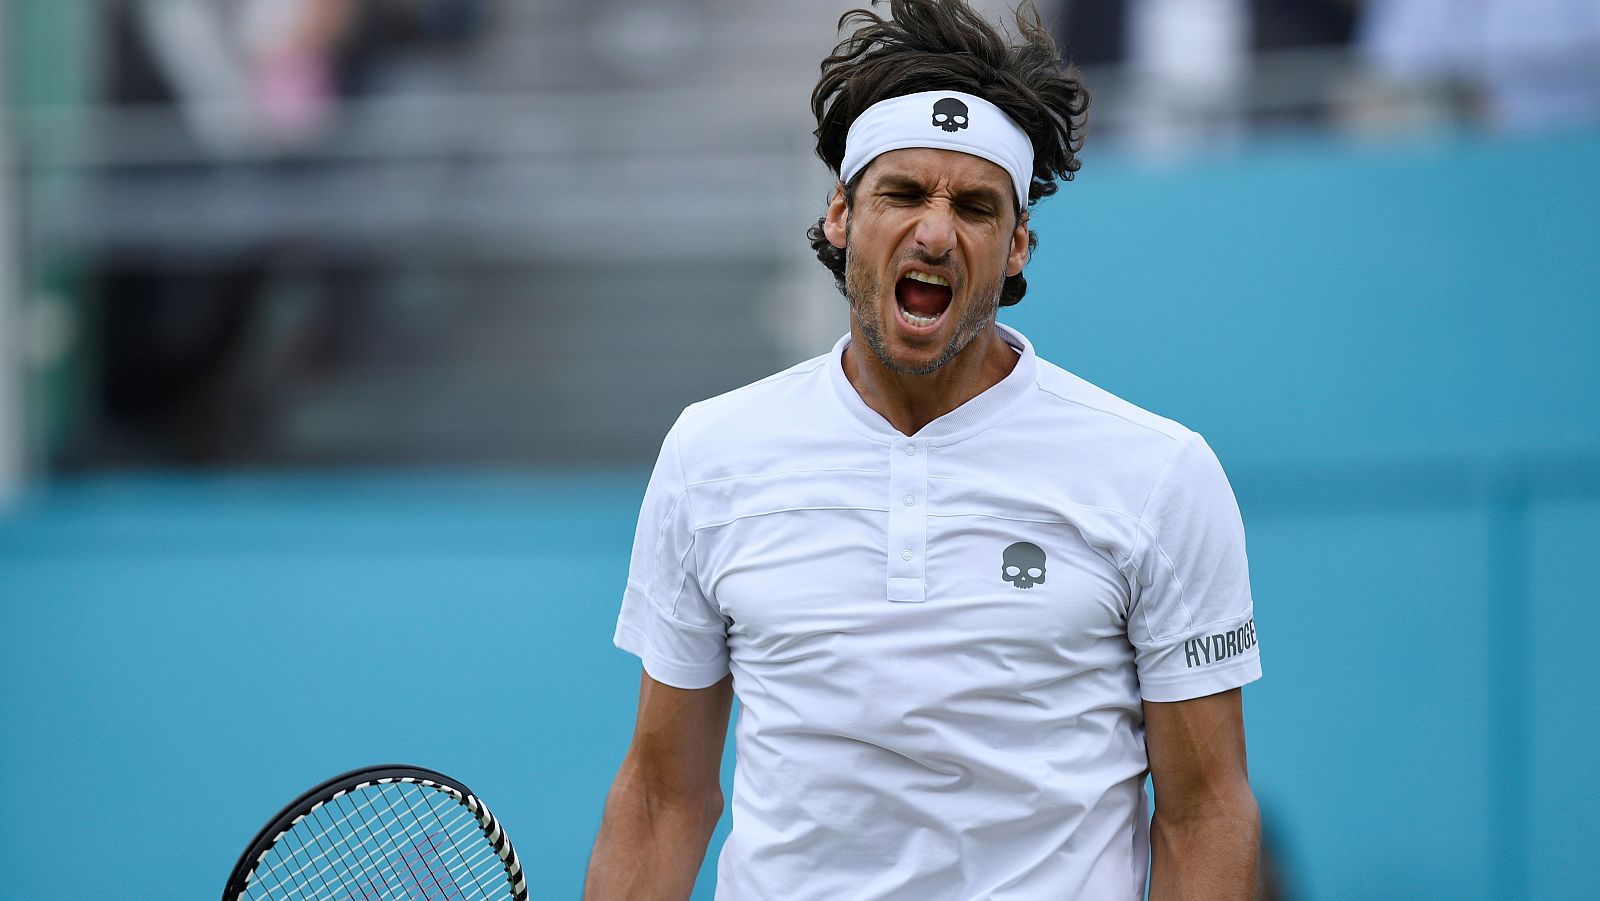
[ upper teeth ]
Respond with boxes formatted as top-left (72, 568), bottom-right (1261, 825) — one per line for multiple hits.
top-left (905, 270), bottom-right (949, 287)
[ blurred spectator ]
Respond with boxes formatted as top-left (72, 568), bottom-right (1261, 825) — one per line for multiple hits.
top-left (1252, 0), bottom-right (1355, 53)
top-left (1054, 0), bottom-right (1357, 150)
top-left (1056, 0), bottom-right (1356, 63)
top-left (123, 0), bottom-right (357, 153)
top-left (75, 0), bottom-right (487, 467)
top-left (1053, 0), bottom-right (1127, 66)
top-left (1358, 0), bottom-right (1600, 132)
top-left (82, 0), bottom-right (330, 466)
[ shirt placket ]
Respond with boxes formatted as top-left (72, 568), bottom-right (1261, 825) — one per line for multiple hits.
top-left (886, 438), bottom-right (929, 603)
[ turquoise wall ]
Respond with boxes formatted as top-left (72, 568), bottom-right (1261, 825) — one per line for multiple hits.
top-left (2, 130), bottom-right (1596, 899)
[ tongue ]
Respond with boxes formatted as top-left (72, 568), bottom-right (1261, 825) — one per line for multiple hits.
top-left (897, 278), bottom-right (952, 318)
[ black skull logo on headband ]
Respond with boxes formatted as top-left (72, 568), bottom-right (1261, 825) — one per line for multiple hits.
top-left (931, 97), bottom-right (969, 132)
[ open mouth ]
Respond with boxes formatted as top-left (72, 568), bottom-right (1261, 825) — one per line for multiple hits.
top-left (894, 270), bottom-right (953, 329)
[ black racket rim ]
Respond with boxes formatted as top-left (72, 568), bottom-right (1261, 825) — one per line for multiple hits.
top-left (222, 763), bottom-right (526, 901)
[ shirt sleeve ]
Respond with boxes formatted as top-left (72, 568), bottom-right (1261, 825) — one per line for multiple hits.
top-left (613, 418), bottom-right (731, 689)
top-left (1127, 433), bottom-right (1261, 702)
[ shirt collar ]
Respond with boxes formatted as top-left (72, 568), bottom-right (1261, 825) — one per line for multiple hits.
top-left (827, 323), bottom-right (1038, 445)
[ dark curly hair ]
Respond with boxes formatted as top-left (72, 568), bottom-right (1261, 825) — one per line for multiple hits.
top-left (806, 0), bottom-right (1089, 306)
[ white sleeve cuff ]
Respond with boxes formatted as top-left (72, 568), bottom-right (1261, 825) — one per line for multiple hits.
top-left (1138, 655), bottom-right (1262, 703)
top-left (613, 619), bottom-right (730, 690)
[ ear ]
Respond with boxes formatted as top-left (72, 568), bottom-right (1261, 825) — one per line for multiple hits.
top-left (823, 182), bottom-right (849, 250)
top-left (1005, 211), bottom-right (1030, 277)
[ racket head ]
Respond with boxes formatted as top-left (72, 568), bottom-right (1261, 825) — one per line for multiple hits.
top-left (222, 764), bottom-right (528, 901)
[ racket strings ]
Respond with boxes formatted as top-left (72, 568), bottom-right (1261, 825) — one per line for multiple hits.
top-left (253, 786), bottom-right (490, 901)
top-left (241, 781), bottom-right (511, 900)
top-left (249, 782), bottom-right (440, 898)
top-left (247, 800), bottom-right (361, 901)
top-left (292, 798), bottom-right (373, 901)
top-left (305, 787), bottom-right (453, 901)
top-left (351, 786), bottom-right (496, 901)
top-left (416, 785), bottom-right (498, 900)
top-left (252, 781), bottom-right (416, 895)
top-left (286, 786), bottom-right (493, 901)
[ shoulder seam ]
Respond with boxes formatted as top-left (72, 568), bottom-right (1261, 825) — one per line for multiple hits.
top-left (1033, 381), bottom-right (1191, 442)
top-left (1134, 432), bottom-right (1200, 534)
top-left (684, 466), bottom-right (885, 491)
top-left (668, 426), bottom-right (702, 622)
top-left (1129, 434), bottom-right (1203, 638)
top-left (684, 355), bottom-right (830, 416)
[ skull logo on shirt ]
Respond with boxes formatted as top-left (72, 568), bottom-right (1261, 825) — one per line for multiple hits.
top-left (1002, 541), bottom-right (1046, 589)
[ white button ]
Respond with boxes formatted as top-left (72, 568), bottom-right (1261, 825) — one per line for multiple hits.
top-left (903, 495), bottom-right (915, 506)
top-left (901, 549), bottom-right (913, 561)
top-left (904, 444), bottom-right (916, 456)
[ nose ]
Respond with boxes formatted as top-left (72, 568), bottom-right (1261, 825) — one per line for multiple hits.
top-left (911, 203), bottom-right (957, 259)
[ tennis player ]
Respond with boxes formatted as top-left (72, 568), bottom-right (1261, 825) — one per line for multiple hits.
top-left (586, 1), bottom-right (1261, 898)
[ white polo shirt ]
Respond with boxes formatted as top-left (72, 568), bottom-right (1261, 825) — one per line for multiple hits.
top-left (614, 324), bottom-right (1260, 900)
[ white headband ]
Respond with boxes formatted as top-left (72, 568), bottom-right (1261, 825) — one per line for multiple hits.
top-left (840, 90), bottom-right (1034, 210)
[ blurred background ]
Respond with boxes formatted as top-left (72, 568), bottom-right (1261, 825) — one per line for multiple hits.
top-left (1, 0), bottom-right (1597, 897)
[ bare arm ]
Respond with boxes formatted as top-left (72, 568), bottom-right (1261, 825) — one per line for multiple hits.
top-left (584, 670), bottom-right (734, 901)
top-left (1145, 687), bottom-right (1260, 901)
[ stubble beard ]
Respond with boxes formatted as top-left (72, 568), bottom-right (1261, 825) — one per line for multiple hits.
top-left (843, 228), bottom-right (1005, 378)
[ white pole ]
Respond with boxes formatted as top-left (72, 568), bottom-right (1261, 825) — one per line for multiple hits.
top-left (0, 1), bottom-right (27, 505)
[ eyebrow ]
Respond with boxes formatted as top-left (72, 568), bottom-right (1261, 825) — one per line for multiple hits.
top-left (872, 174), bottom-right (1007, 211)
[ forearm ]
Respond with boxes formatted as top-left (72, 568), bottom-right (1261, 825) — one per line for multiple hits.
top-left (584, 770), bottom-right (723, 901)
top-left (1148, 791), bottom-right (1260, 901)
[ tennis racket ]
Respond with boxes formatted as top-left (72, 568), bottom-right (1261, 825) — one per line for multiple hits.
top-left (222, 764), bottom-right (529, 901)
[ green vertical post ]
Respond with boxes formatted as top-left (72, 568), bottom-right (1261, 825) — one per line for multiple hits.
top-left (10, 0), bottom-right (96, 471)
top-left (0, 0), bottom-right (26, 499)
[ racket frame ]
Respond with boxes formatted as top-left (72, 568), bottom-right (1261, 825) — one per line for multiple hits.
top-left (221, 763), bottom-right (528, 901)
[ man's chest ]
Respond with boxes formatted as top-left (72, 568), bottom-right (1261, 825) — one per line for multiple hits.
top-left (690, 473), bottom-right (1136, 672)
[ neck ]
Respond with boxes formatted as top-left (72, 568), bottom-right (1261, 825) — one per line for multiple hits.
top-left (842, 322), bottom-right (1019, 436)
